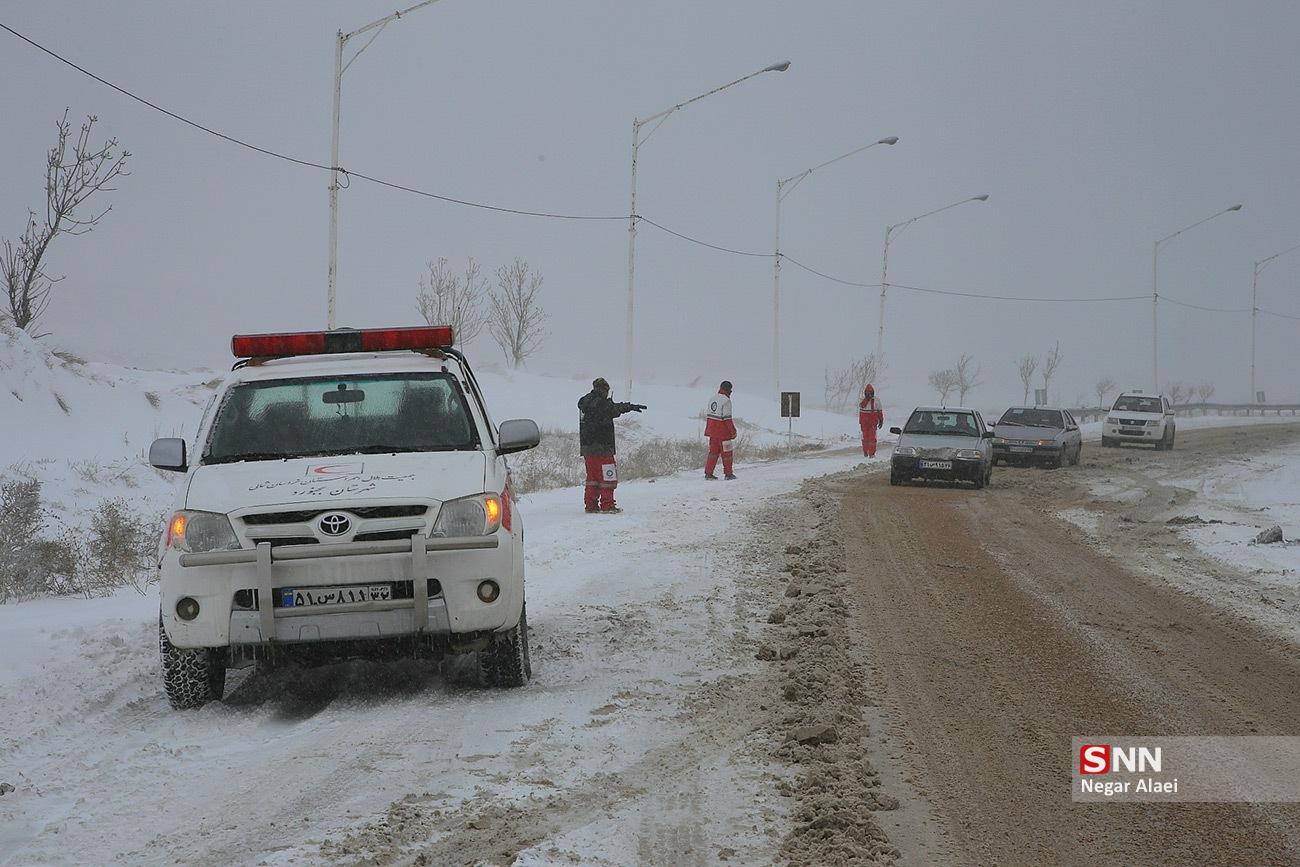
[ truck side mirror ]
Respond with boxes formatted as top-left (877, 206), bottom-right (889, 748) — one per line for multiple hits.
top-left (149, 438), bottom-right (188, 472)
top-left (498, 419), bottom-right (541, 455)
top-left (889, 426), bottom-right (902, 435)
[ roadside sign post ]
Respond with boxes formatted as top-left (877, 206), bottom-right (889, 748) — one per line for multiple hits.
top-left (781, 391), bottom-right (800, 454)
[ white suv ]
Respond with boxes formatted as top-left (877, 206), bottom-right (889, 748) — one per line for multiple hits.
top-left (150, 326), bottom-right (539, 709)
top-left (1102, 392), bottom-right (1176, 450)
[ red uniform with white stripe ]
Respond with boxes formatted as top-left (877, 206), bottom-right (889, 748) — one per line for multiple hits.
top-left (858, 395), bottom-right (884, 457)
top-left (704, 391), bottom-right (737, 476)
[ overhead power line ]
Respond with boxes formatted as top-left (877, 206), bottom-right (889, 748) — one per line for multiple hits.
top-left (0, 20), bottom-right (627, 222)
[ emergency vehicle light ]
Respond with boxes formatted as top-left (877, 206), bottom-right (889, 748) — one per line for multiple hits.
top-left (231, 326), bottom-right (455, 358)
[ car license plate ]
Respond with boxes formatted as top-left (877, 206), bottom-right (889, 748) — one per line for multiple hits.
top-left (919, 459), bottom-right (953, 470)
top-left (1120, 428), bottom-right (1144, 435)
top-left (1010, 446), bottom-right (1033, 453)
top-left (279, 584), bottom-right (392, 608)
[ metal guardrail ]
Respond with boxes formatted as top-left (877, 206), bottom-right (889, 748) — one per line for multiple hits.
top-left (1068, 403), bottom-right (1300, 423)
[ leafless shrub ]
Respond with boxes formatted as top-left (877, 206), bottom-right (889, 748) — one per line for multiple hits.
top-left (488, 258), bottom-right (548, 368)
top-left (928, 368), bottom-right (959, 404)
top-left (1016, 354), bottom-right (1039, 404)
top-left (144, 391), bottom-right (161, 409)
top-left (1041, 342), bottom-right (1062, 403)
top-left (955, 353), bottom-right (982, 404)
top-left (416, 256), bottom-right (488, 346)
top-left (1094, 376), bottom-right (1117, 409)
top-left (0, 479), bottom-right (46, 601)
top-left (82, 499), bottom-right (159, 595)
top-left (2, 110), bottom-right (130, 333)
top-left (54, 392), bottom-right (70, 414)
top-left (823, 355), bottom-right (883, 412)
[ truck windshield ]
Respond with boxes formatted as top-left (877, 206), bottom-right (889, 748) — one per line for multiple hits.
top-left (904, 411), bottom-right (980, 437)
top-left (204, 373), bottom-right (479, 464)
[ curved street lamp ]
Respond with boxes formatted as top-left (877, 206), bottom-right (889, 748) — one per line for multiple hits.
top-left (773, 136), bottom-right (899, 392)
top-left (623, 61), bottom-right (792, 398)
top-left (1151, 204), bottom-right (1242, 390)
top-left (876, 194), bottom-right (990, 364)
top-left (1250, 239), bottom-right (1300, 402)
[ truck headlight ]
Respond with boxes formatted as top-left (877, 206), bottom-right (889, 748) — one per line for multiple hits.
top-left (956, 449), bottom-right (983, 459)
top-left (1106, 416), bottom-right (1119, 425)
top-left (992, 437), bottom-right (1006, 445)
top-left (167, 511), bottom-right (240, 553)
top-left (1146, 420), bottom-right (1162, 427)
top-left (432, 494), bottom-right (502, 537)
top-left (894, 446), bottom-right (918, 457)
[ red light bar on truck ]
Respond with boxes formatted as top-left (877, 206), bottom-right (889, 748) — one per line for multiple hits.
top-left (231, 326), bottom-right (455, 359)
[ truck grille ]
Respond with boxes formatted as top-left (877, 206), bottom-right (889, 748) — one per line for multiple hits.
top-left (243, 505), bottom-right (428, 525)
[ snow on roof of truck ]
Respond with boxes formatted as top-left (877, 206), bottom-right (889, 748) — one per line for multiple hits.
top-left (227, 351), bottom-right (462, 384)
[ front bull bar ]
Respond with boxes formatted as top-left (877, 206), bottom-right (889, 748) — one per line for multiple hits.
top-left (178, 535), bottom-right (499, 639)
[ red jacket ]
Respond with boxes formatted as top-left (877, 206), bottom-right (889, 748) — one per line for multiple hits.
top-left (858, 396), bottom-right (884, 431)
top-left (704, 392), bottom-right (737, 440)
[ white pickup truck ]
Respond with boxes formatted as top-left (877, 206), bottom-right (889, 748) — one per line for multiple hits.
top-left (150, 326), bottom-right (540, 709)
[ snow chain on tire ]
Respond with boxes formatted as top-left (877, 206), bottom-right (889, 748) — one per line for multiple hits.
top-left (479, 602), bottom-right (532, 688)
top-left (160, 621), bottom-right (226, 710)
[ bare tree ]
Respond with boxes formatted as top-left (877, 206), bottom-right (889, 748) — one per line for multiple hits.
top-left (1094, 376), bottom-right (1117, 409)
top-left (928, 368), bottom-right (959, 404)
top-left (823, 354), bottom-right (883, 411)
top-left (487, 258), bottom-right (548, 368)
top-left (1165, 382), bottom-right (1188, 406)
top-left (416, 256), bottom-right (487, 346)
top-left (1195, 382), bottom-right (1216, 405)
top-left (1040, 342), bottom-right (1063, 403)
top-left (954, 353), bottom-right (982, 404)
top-left (1015, 354), bottom-right (1039, 404)
top-left (2, 111), bottom-right (129, 333)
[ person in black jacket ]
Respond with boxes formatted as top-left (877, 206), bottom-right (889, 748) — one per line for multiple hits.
top-left (577, 377), bottom-right (645, 513)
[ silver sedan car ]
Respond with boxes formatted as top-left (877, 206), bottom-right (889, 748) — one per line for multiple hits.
top-left (990, 406), bottom-right (1082, 468)
top-left (889, 407), bottom-right (994, 488)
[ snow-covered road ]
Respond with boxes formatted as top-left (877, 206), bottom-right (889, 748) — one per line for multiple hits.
top-left (0, 450), bottom-right (862, 866)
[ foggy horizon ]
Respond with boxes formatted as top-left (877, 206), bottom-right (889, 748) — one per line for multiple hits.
top-left (3, 2), bottom-right (1298, 407)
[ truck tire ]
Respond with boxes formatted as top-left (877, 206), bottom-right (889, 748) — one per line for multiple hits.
top-left (160, 621), bottom-right (226, 710)
top-left (480, 602), bottom-right (532, 688)
top-left (889, 470), bottom-right (902, 486)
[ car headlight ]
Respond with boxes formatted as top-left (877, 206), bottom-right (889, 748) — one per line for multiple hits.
top-left (956, 449), bottom-right (983, 459)
top-left (167, 511), bottom-right (240, 553)
top-left (1106, 416), bottom-right (1119, 424)
top-left (1146, 420), bottom-right (1162, 427)
top-left (432, 493), bottom-right (502, 537)
top-left (894, 446), bottom-right (918, 457)
top-left (992, 437), bottom-right (1006, 445)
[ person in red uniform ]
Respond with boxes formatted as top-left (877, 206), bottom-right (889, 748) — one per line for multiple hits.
top-left (858, 384), bottom-right (884, 457)
top-left (704, 380), bottom-right (738, 480)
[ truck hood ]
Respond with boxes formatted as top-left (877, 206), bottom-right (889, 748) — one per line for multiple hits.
top-left (896, 433), bottom-right (985, 455)
top-left (184, 452), bottom-right (487, 513)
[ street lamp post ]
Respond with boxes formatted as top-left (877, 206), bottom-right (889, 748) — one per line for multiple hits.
top-left (1151, 204), bottom-right (1242, 391)
top-left (773, 136), bottom-right (899, 393)
top-left (327, 0), bottom-right (445, 330)
top-left (1250, 240), bottom-right (1300, 402)
top-left (624, 61), bottom-right (791, 398)
top-left (876, 194), bottom-right (989, 363)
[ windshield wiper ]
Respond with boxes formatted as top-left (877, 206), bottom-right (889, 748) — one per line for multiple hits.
top-left (998, 420), bottom-right (1025, 426)
top-left (205, 452), bottom-right (291, 465)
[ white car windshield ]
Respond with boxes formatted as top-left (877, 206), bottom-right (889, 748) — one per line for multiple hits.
top-left (204, 373), bottom-right (478, 464)
top-left (904, 411), bottom-right (980, 437)
top-left (1113, 396), bottom-right (1162, 412)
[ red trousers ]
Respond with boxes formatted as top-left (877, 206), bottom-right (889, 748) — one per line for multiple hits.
top-left (584, 454), bottom-right (617, 511)
top-left (861, 425), bottom-right (879, 457)
top-left (705, 437), bottom-right (734, 476)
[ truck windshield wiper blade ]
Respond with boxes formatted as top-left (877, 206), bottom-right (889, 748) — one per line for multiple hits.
top-left (998, 420), bottom-right (1024, 426)
top-left (206, 452), bottom-right (291, 464)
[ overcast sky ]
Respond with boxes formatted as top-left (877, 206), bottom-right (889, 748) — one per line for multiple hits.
top-left (3, 1), bottom-right (1298, 406)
